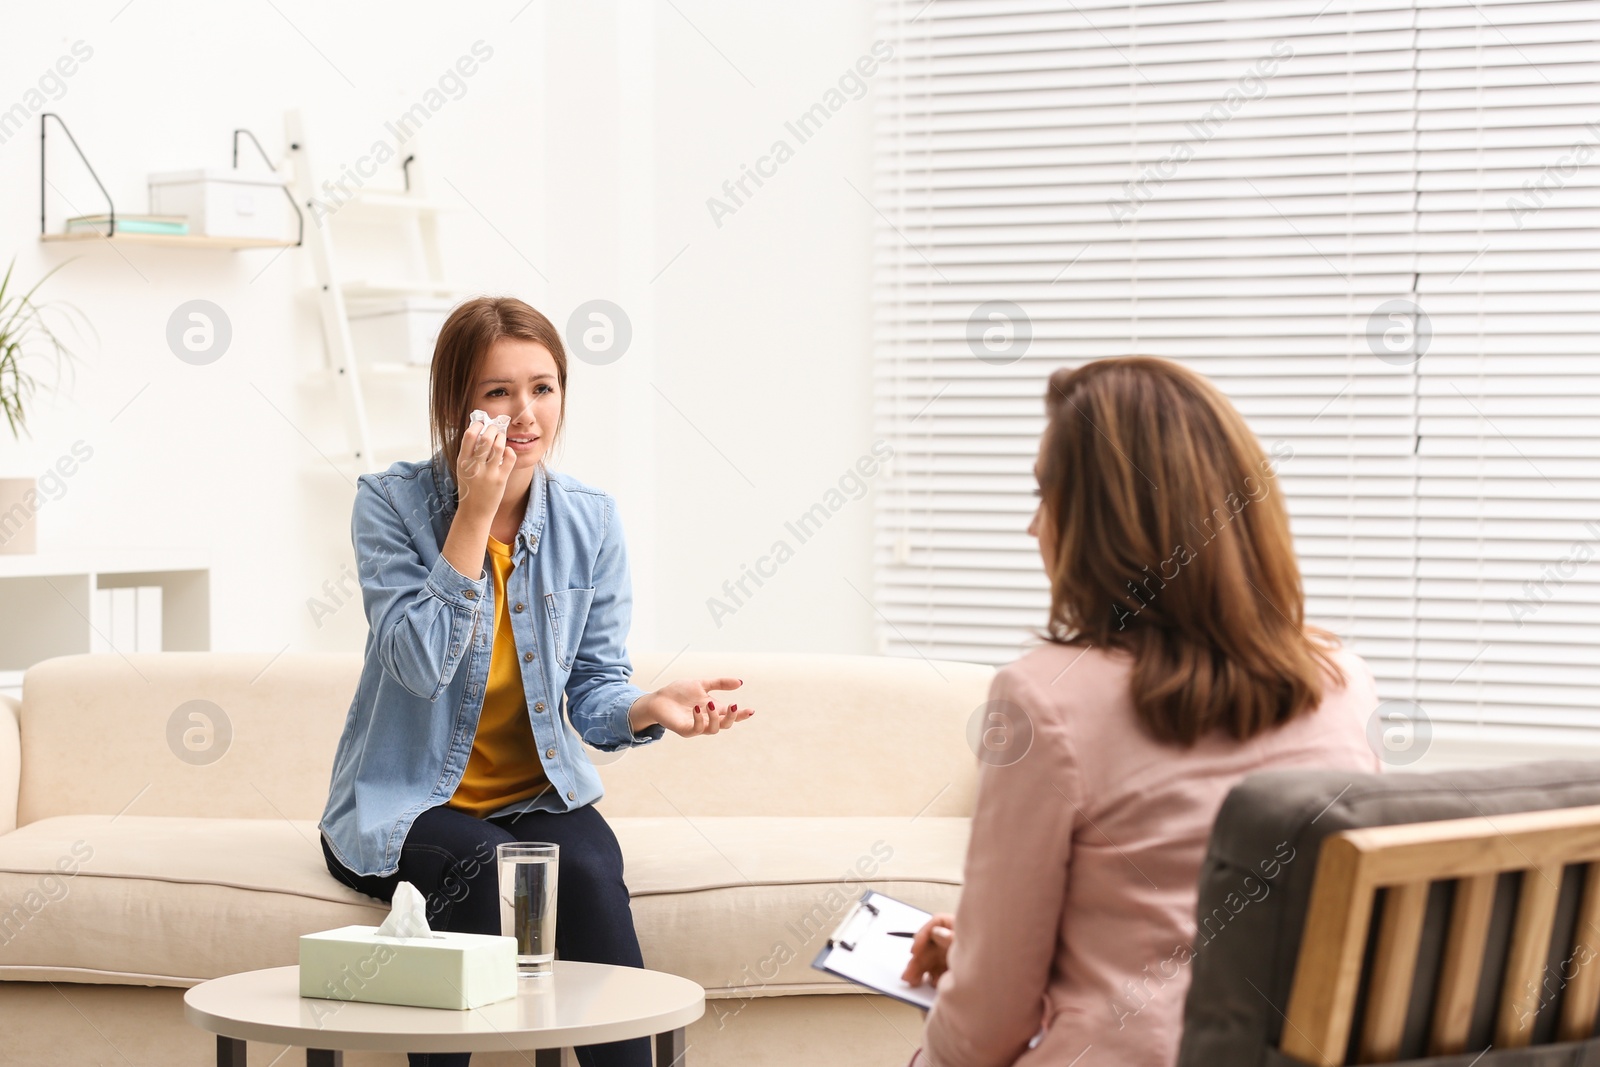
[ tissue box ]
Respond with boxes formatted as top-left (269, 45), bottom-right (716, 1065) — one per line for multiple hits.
top-left (299, 925), bottom-right (518, 1010)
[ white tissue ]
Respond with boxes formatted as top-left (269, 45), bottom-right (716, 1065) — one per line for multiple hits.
top-left (468, 409), bottom-right (511, 434)
top-left (376, 881), bottom-right (434, 939)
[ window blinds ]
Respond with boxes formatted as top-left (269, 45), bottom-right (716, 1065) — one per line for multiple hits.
top-left (871, 0), bottom-right (1600, 733)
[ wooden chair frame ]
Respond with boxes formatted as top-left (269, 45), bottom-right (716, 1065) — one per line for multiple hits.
top-left (1280, 804), bottom-right (1600, 1066)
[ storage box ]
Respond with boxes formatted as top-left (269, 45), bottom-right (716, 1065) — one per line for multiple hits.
top-left (347, 297), bottom-right (456, 366)
top-left (147, 168), bottom-right (289, 240)
top-left (299, 924), bottom-right (518, 1010)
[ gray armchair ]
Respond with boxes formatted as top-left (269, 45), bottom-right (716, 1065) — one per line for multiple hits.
top-left (1178, 760), bottom-right (1600, 1067)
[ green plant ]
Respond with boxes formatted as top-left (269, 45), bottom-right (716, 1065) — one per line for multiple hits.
top-left (0, 255), bottom-right (90, 443)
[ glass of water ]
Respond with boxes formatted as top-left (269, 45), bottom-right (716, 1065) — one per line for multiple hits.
top-left (497, 842), bottom-right (559, 978)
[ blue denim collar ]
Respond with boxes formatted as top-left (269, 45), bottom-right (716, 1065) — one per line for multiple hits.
top-left (519, 461), bottom-right (549, 553)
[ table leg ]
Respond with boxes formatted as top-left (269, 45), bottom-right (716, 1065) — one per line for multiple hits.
top-left (217, 1036), bottom-right (246, 1067)
top-left (307, 1051), bottom-right (344, 1067)
top-left (656, 1027), bottom-right (687, 1067)
top-left (535, 1049), bottom-right (562, 1067)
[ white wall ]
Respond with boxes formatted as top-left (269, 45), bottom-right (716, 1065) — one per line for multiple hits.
top-left (0, 0), bottom-right (882, 668)
top-left (546, 0), bottom-right (884, 664)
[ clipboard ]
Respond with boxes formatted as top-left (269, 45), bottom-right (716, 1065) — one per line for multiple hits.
top-left (810, 889), bottom-right (939, 1010)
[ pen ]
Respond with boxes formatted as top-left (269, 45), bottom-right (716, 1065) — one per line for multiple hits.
top-left (890, 925), bottom-right (951, 938)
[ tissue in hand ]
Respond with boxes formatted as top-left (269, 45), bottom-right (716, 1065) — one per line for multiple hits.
top-left (299, 881), bottom-right (518, 1010)
top-left (469, 408), bottom-right (511, 435)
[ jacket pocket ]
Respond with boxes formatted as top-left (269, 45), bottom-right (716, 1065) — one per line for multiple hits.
top-left (544, 587), bottom-right (596, 670)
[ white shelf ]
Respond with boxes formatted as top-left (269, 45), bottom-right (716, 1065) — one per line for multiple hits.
top-left (340, 280), bottom-right (473, 300)
top-left (343, 190), bottom-right (461, 213)
top-left (0, 547), bottom-right (208, 579)
top-left (0, 551), bottom-right (210, 673)
top-left (288, 107), bottom-right (455, 469)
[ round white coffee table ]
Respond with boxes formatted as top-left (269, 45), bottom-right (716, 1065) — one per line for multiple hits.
top-left (183, 961), bottom-right (704, 1066)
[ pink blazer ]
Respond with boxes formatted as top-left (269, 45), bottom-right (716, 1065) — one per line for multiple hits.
top-left (917, 641), bottom-right (1381, 1067)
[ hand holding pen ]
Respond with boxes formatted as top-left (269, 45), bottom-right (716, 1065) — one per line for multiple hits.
top-left (899, 911), bottom-right (956, 988)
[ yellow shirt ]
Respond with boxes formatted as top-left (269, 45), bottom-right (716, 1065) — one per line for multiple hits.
top-left (447, 534), bottom-right (550, 817)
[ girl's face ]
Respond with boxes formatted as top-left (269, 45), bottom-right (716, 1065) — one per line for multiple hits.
top-left (470, 336), bottom-right (563, 471)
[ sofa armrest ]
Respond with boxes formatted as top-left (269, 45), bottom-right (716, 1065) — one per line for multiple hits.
top-left (0, 693), bottom-right (18, 834)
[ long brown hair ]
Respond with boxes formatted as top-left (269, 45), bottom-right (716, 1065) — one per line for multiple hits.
top-left (1037, 355), bottom-right (1342, 745)
top-left (427, 297), bottom-right (568, 492)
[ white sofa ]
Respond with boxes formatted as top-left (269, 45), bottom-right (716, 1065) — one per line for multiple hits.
top-left (0, 649), bottom-right (991, 1066)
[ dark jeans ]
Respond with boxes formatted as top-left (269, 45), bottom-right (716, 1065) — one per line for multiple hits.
top-left (321, 802), bottom-right (651, 1067)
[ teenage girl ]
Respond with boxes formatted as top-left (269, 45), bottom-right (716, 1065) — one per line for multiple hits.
top-left (319, 296), bottom-right (754, 1067)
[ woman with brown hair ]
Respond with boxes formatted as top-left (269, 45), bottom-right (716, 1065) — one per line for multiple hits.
top-left (318, 296), bottom-right (754, 1067)
top-left (900, 356), bottom-right (1380, 1066)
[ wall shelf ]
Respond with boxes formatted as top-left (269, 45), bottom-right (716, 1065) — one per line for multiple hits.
top-left (38, 114), bottom-right (304, 250)
top-left (40, 231), bottom-right (297, 250)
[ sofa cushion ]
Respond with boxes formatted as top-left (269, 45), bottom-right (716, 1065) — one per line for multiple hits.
top-left (0, 814), bottom-right (966, 996)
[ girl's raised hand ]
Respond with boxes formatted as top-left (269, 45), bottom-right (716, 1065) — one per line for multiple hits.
top-left (455, 418), bottom-right (515, 514)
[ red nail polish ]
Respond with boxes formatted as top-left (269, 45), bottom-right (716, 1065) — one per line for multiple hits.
top-left (694, 705), bottom-right (701, 713)
top-left (708, 700), bottom-right (716, 711)
top-left (731, 704), bottom-right (738, 712)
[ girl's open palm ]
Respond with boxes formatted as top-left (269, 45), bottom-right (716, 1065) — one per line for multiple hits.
top-left (651, 677), bottom-right (755, 737)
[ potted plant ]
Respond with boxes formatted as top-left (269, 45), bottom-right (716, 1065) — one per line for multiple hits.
top-left (0, 256), bottom-right (89, 555)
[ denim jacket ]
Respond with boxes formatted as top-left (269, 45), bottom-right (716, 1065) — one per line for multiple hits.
top-left (319, 453), bottom-right (665, 878)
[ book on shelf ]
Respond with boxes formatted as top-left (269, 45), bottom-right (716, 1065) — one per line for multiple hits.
top-left (64, 214), bottom-right (189, 236)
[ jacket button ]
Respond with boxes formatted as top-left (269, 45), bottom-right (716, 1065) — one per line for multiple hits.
top-left (463, 590), bottom-right (476, 600)
top-left (566, 791), bottom-right (575, 801)
top-left (514, 602), bottom-right (524, 612)
top-left (523, 651), bottom-right (534, 663)
top-left (545, 747), bottom-right (556, 758)
top-left (534, 702), bottom-right (546, 712)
